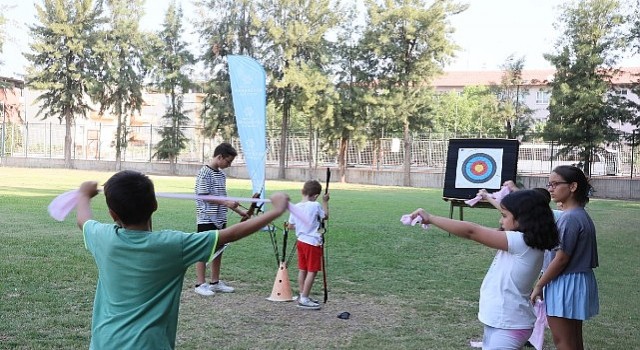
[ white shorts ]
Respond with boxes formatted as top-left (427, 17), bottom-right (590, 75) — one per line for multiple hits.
top-left (482, 325), bottom-right (532, 350)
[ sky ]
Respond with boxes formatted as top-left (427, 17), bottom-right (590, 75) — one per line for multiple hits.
top-left (1, 0), bottom-right (638, 79)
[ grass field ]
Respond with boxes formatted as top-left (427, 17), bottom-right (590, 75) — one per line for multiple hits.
top-left (0, 167), bottom-right (638, 349)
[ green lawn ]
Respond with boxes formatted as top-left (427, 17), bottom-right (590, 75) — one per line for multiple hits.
top-left (0, 167), bottom-right (638, 349)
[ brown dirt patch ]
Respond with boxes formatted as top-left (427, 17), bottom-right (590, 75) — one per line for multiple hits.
top-left (176, 281), bottom-right (411, 349)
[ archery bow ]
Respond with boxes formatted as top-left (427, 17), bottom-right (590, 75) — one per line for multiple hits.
top-left (240, 192), bottom-right (263, 222)
top-left (321, 167), bottom-right (331, 303)
top-left (282, 221), bottom-right (289, 265)
top-left (268, 224), bottom-right (281, 268)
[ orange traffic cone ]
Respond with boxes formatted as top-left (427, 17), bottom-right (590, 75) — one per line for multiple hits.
top-left (266, 262), bottom-right (293, 302)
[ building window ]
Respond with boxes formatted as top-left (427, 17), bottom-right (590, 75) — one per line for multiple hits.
top-left (536, 91), bottom-right (550, 104)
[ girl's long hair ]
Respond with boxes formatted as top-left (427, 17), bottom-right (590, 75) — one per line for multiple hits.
top-left (501, 190), bottom-right (559, 250)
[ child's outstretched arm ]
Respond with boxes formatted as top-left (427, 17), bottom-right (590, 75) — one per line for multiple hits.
top-left (76, 181), bottom-right (99, 230)
top-left (410, 208), bottom-right (508, 251)
top-left (477, 189), bottom-right (501, 210)
top-left (217, 192), bottom-right (290, 247)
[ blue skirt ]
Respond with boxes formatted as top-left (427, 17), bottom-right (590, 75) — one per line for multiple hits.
top-left (544, 271), bottom-right (599, 320)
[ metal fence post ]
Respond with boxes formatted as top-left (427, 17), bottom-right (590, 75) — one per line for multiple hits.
top-left (631, 130), bottom-right (636, 180)
top-left (148, 124), bottom-right (153, 162)
top-left (550, 140), bottom-right (554, 172)
top-left (201, 134), bottom-right (205, 163)
top-left (24, 122), bottom-right (28, 157)
top-left (48, 122), bottom-right (51, 158)
top-left (314, 129), bottom-right (319, 168)
top-left (73, 122), bottom-right (76, 160)
top-left (11, 122), bottom-right (15, 155)
top-left (1, 102), bottom-right (5, 159)
top-left (98, 123), bottom-right (102, 160)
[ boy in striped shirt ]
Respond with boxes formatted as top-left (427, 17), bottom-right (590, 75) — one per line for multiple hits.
top-left (194, 142), bottom-right (247, 296)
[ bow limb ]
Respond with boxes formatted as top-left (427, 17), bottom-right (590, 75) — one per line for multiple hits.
top-left (322, 167), bottom-right (331, 303)
top-left (240, 192), bottom-right (262, 222)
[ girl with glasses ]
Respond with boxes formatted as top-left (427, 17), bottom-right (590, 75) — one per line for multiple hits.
top-left (530, 165), bottom-right (599, 350)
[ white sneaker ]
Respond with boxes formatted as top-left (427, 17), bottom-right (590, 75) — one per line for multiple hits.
top-left (194, 283), bottom-right (215, 296)
top-left (209, 280), bottom-right (235, 293)
top-left (297, 298), bottom-right (321, 310)
top-left (293, 295), bottom-right (320, 304)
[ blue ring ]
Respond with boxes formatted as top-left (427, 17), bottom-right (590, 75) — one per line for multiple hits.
top-left (461, 153), bottom-right (497, 183)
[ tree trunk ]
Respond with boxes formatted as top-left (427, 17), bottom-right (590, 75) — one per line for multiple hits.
top-left (115, 114), bottom-right (123, 171)
top-left (170, 156), bottom-right (177, 175)
top-left (403, 120), bottom-right (411, 187)
top-left (278, 100), bottom-right (290, 179)
top-left (64, 114), bottom-right (73, 169)
top-left (506, 119), bottom-right (514, 139)
top-left (583, 148), bottom-right (592, 177)
top-left (307, 120), bottom-right (314, 172)
top-left (372, 137), bottom-right (383, 170)
top-left (339, 137), bottom-right (348, 183)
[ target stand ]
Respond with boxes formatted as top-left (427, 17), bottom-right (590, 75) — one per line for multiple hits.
top-left (443, 138), bottom-right (519, 222)
top-left (442, 197), bottom-right (496, 220)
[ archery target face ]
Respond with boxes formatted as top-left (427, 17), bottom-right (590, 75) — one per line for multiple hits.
top-left (455, 148), bottom-right (503, 188)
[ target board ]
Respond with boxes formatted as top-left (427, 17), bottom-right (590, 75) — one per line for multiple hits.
top-left (443, 139), bottom-right (519, 200)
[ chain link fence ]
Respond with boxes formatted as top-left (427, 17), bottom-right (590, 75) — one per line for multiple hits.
top-left (1, 121), bottom-right (638, 177)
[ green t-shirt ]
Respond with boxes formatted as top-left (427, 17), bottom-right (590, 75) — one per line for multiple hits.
top-left (83, 220), bottom-right (218, 350)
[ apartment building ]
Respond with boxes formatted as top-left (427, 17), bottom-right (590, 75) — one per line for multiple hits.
top-left (432, 67), bottom-right (640, 133)
top-left (0, 77), bottom-right (25, 124)
top-left (3, 67), bottom-right (639, 132)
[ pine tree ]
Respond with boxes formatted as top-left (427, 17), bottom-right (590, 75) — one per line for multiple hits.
top-left (25, 0), bottom-right (104, 168)
top-left (92, 0), bottom-right (147, 170)
top-left (543, 0), bottom-right (630, 175)
top-left (255, 0), bottom-right (341, 179)
top-left (0, 7), bottom-right (6, 66)
top-left (194, 0), bottom-right (257, 141)
top-left (150, 2), bottom-right (195, 175)
top-left (326, 35), bottom-right (368, 181)
top-left (626, 1), bottom-right (640, 137)
top-left (493, 55), bottom-right (533, 139)
top-left (358, 0), bottom-right (467, 186)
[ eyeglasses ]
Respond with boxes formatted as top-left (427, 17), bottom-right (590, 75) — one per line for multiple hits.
top-left (547, 181), bottom-right (569, 189)
top-left (219, 156), bottom-right (234, 165)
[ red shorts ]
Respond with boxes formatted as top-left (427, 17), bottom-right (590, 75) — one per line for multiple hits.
top-left (297, 241), bottom-right (323, 272)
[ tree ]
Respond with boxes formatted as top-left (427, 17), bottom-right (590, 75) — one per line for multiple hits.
top-left (255, 0), bottom-right (342, 179)
top-left (630, 0), bottom-right (640, 53)
top-left (194, 0), bottom-right (258, 141)
top-left (150, 2), bottom-right (195, 174)
top-left (543, 0), bottom-right (631, 175)
top-left (25, 0), bottom-right (104, 168)
top-left (493, 55), bottom-right (534, 139)
top-left (359, 0), bottom-right (468, 186)
top-left (0, 6), bottom-right (6, 66)
top-left (326, 21), bottom-right (373, 180)
top-left (624, 1), bottom-right (640, 137)
top-left (92, 0), bottom-right (147, 170)
top-left (431, 86), bottom-right (502, 136)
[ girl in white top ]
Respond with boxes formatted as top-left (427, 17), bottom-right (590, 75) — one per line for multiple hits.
top-left (410, 190), bottom-right (559, 350)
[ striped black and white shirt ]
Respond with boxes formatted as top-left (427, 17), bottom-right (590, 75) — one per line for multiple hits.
top-left (195, 165), bottom-right (227, 226)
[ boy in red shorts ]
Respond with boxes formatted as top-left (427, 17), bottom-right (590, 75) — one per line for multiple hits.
top-left (287, 180), bottom-right (329, 310)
